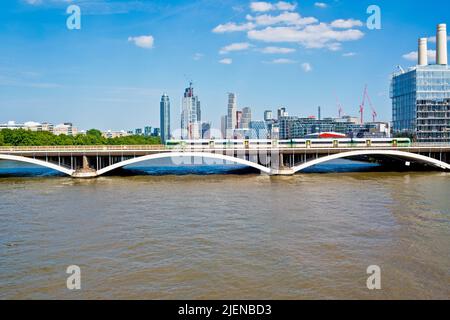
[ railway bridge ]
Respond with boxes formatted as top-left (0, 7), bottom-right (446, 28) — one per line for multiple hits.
top-left (0, 144), bottom-right (450, 178)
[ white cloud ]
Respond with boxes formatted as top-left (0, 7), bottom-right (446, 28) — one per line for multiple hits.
top-left (246, 12), bottom-right (318, 27)
top-left (301, 62), bottom-right (312, 72)
top-left (128, 35), bottom-right (154, 49)
top-left (250, 1), bottom-right (297, 12)
top-left (402, 50), bottom-right (436, 62)
top-left (24, 0), bottom-right (43, 4)
top-left (260, 46), bottom-right (296, 54)
top-left (248, 23), bottom-right (364, 50)
top-left (212, 22), bottom-right (255, 33)
top-left (314, 2), bottom-right (328, 9)
top-left (427, 35), bottom-right (450, 43)
top-left (193, 53), bottom-right (204, 60)
top-left (219, 58), bottom-right (233, 64)
top-left (330, 19), bottom-right (363, 29)
top-left (214, 3), bottom-right (365, 53)
top-left (276, 1), bottom-right (297, 11)
top-left (271, 58), bottom-right (297, 64)
top-left (342, 52), bottom-right (357, 57)
top-left (219, 42), bottom-right (252, 54)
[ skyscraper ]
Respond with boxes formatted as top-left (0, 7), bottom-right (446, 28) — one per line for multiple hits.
top-left (221, 115), bottom-right (227, 139)
top-left (264, 110), bottom-right (273, 122)
top-left (201, 122), bottom-right (211, 139)
top-left (181, 82), bottom-right (201, 140)
top-left (277, 107), bottom-right (287, 120)
top-left (160, 94), bottom-right (170, 144)
top-left (236, 111), bottom-right (243, 129)
top-left (241, 107), bottom-right (252, 129)
top-left (227, 93), bottom-right (237, 137)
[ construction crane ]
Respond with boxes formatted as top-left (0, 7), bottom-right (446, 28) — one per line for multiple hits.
top-left (359, 85), bottom-right (378, 123)
top-left (365, 88), bottom-right (377, 122)
top-left (359, 85), bottom-right (366, 124)
top-left (334, 91), bottom-right (344, 118)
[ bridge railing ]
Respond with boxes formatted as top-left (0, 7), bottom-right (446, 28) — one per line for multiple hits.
top-left (0, 145), bottom-right (167, 152)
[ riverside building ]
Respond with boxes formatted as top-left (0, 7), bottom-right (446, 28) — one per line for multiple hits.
top-left (391, 23), bottom-right (450, 143)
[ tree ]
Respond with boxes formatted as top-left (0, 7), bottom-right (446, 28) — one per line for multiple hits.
top-left (86, 129), bottom-right (103, 139)
top-left (0, 128), bottom-right (161, 146)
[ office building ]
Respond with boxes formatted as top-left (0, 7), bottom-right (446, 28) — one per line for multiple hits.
top-left (181, 82), bottom-right (201, 140)
top-left (264, 110), bottom-right (273, 122)
top-left (236, 111), bottom-right (243, 129)
top-left (221, 115), bottom-right (227, 139)
top-left (249, 120), bottom-right (268, 139)
top-left (391, 23), bottom-right (450, 143)
top-left (144, 126), bottom-right (153, 137)
top-left (160, 93), bottom-right (171, 143)
top-left (54, 123), bottom-right (78, 136)
top-left (227, 93), bottom-right (237, 137)
top-left (241, 107), bottom-right (252, 129)
top-left (201, 122), bottom-right (212, 139)
top-left (279, 116), bottom-right (390, 139)
top-left (277, 107), bottom-right (287, 120)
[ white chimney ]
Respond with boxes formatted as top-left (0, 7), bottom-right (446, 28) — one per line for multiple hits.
top-left (436, 23), bottom-right (448, 65)
top-left (418, 38), bottom-right (428, 66)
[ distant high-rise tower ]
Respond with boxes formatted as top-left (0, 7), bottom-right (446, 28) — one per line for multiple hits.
top-left (181, 82), bottom-right (201, 140)
top-left (160, 94), bottom-right (170, 143)
top-left (277, 107), bottom-right (287, 120)
top-left (221, 115), bottom-right (227, 139)
top-left (264, 110), bottom-right (273, 122)
top-left (236, 111), bottom-right (243, 129)
top-left (227, 93), bottom-right (237, 137)
top-left (241, 107), bottom-right (252, 129)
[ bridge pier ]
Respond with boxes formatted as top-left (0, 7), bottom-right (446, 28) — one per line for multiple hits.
top-left (72, 155), bottom-right (98, 178)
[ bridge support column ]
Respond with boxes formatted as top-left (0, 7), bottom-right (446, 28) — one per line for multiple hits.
top-left (72, 155), bottom-right (98, 178)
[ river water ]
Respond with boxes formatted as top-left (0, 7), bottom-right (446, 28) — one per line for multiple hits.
top-left (0, 161), bottom-right (449, 299)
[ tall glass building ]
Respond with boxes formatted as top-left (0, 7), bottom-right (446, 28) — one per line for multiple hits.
top-left (181, 83), bottom-right (201, 140)
top-left (391, 65), bottom-right (450, 142)
top-left (391, 24), bottom-right (450, 143)
top-left (160, 94), bottom-right (170, 144)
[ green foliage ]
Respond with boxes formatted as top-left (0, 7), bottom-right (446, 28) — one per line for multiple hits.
top-left (0, 129), bottom-right (161, 146)
top-left (86, 129), bottom-right (103, 139)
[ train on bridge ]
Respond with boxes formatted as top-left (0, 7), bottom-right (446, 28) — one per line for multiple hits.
top-left (166, 138), bottom-right (412, 149)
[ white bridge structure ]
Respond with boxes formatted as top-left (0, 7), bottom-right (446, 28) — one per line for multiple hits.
top-left (0, 144), bottom-right (450, 178)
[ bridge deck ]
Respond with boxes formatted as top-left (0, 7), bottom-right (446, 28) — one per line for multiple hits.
top-left (1, 144), bottom-right (450, 157)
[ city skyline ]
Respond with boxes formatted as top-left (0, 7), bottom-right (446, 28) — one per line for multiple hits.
top-left (1, 0), bottom-right (450, 131)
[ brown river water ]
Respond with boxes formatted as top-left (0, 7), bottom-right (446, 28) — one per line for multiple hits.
top-left (0, 172), bottom-right (449, 299)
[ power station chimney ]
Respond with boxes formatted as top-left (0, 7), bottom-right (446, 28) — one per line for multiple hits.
top-left (436, 23), bottom-right (448, 65)
top-left (418, 38), bottom-right (428, 66)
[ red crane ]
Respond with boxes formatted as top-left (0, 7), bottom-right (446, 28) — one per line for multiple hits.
top-left (359, 85), bottom-right (366, 124)
top-left (334, 91), bottom-right (344, 118)
top-left (359, 85), bottom-right (378, 123)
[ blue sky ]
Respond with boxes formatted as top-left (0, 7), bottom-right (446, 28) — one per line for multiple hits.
top-left (0, 0), bottom-right (449, 131)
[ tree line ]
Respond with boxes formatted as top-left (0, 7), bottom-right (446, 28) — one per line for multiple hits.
top-left (0, 129), bottom-right (161, 146)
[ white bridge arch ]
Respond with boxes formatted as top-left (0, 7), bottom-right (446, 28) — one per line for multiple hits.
top-left (96, 152), bottom-right (272, 176)
top-left (1, 150), bottom-right (449, 178)
top-left (0, 154), bottom-right (75, 176)
top-left (292, 150), bottom-right (450, 173)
